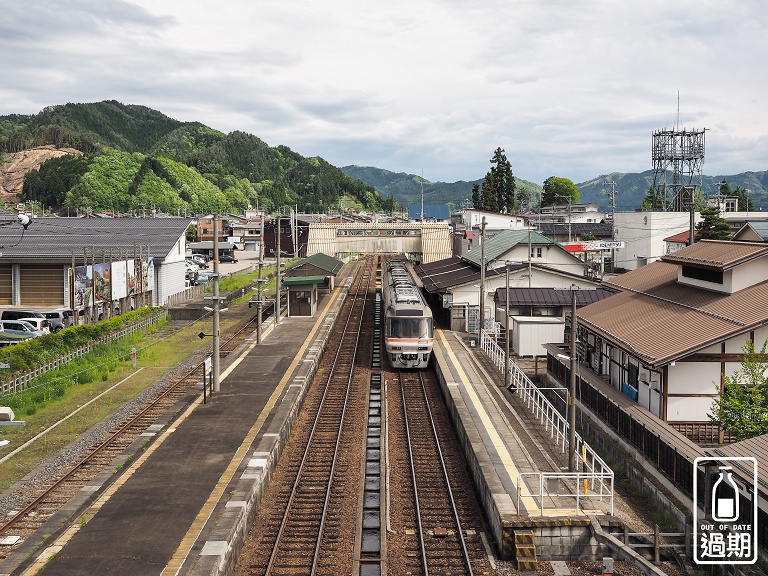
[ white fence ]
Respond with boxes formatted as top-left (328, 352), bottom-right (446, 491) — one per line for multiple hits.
top-left (0, 312), bottom-right (166, 396)
top-left (480, 329), bottom-right (614, 515)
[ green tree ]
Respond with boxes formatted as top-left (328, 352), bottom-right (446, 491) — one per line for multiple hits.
top-left (695, 206), bottom-right (732, 241)
top-left (733, 185), bottom-right (754, 212)
top-left (471, 183), bottom-right (481, 209)
top-left (709, 339), bottom-right (768, 441)
top-left (542, 176), bottom-right (579, 207)
top-left (486, 147), bottom-right (516, 213)
top-left (641, 185), bottom-right (667, 210)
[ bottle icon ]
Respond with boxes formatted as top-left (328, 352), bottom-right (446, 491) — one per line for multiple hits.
top-left (712, 466), bottom-right (739, 522)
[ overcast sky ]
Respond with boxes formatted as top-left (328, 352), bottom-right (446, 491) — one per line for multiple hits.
top-left (1, 1), bottom-right (766, 187)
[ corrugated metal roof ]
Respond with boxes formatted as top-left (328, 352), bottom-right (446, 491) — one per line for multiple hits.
top-left (0, 217), bottom-right (192, 262)
top-left (495, 287), bottom-right (615, 307)
top-left (283, 275), bottom-right (325, 285)
top-left (711, 435), bottom-right (768, 491)
top-left (734, 221), bottom-right (768, 242)
top-left (581, 254), bottom-right (768, 366)
top-left (289, 253), bottom-right (344, 275)
top-left (462, 229), bottom-right (555, 266)
top-left (660, 239), bottom-right (768, 270)
top-left (537, 222), bottom-right (613, 237)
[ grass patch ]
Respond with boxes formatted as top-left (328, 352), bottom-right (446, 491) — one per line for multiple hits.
top-left (0, 302), bottom-right (250, 492)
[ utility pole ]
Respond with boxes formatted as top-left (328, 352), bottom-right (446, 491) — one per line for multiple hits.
top-left (604, 181), bottom-right (617, 273)
top-left (276, 209), bottom-right (281, 325)
top-left (212, 214), bottom-right (221, 393)
top-left (568, 286), bottom-right (577, 472)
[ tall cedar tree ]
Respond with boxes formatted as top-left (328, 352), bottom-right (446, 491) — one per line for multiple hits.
top-left (479, 148), bottom-right (516, 213)
top-left (471, 183), bottom-right (481, 209)
top-left (695, 206), bottom-right (733, 241)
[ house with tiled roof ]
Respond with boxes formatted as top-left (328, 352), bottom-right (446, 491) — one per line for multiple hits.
top-left (663, 230), bottom-right (690, 255)
top-left (564, 239), bottom-right (768, 427)
top-left (413, 229), bottom-right (601, 335)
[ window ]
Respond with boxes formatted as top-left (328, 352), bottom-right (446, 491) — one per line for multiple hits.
top-left (531, 247), bottom-right (543, 258)
top-left (682, 265), bottom-right (723, 284)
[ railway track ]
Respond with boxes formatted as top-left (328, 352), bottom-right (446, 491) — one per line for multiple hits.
top-left (0, 302), bottom-right (276, 555)
top-left (236, 255), bottom-right (376, 576)
top-left (235, 256), bottom-right (496, 576)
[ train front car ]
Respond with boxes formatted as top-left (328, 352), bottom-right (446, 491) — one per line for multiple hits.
top-left (383, 260), bottom-right (434, 369)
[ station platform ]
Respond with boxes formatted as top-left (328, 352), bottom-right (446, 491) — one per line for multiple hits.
top-left (1, 267), bottom-right (624, 576)
top-left (431, 329), bottom-right (615, 563)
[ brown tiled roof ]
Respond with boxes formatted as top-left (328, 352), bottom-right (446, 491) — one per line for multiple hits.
top-left (582, 256), bottom-right (768, 366)
top-left (660, 239), bottom-right (768, 270)
top-left (663, 230), bottom-right (689, 243)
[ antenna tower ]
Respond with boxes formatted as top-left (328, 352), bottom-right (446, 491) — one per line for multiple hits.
top-left (651, 98), bottom-right (705, 212)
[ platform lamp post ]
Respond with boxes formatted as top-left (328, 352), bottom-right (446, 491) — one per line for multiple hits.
top-left (479, 217), bottom-right (487, 337)
top-left (257, 212), bottom-right (266, 344)
top-left (504, 261), bottom-right (512, 392)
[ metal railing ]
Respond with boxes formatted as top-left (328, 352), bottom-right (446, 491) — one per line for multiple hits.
top-left (517, 471), bottom-right (615, 517)
top-left (480, 329), bottom-right (614, 514)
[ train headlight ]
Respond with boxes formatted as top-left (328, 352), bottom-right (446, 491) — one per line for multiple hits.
top-left (418, 346), bottom-right (428, 351)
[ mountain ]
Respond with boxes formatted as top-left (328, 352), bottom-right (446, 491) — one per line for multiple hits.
top-left (342, 165), bottom-right (543, 211)
top-left (0, 101), bottom-right (384, 216)
top-left (344, 165), bottom-right (768, 213)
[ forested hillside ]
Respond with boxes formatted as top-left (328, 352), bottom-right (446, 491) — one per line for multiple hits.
top-left (342, 165), bottom-right (543, 212)
top-left (0, 101), bottom-right (387, 215)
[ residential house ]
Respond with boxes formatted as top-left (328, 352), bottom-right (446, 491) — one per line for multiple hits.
top-left (555, 239), bottom-right (768, 429)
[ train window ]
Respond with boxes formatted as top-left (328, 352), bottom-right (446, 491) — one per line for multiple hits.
top-left (388, 318), bottom-right (432, 338)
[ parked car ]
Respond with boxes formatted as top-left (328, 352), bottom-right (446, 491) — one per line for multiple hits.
top-left (218, 254), bottom-right (238, 263)
top-left (20, 317), bottom-right (50, 334)
top-left (1, 309), bottom-right (51, 332)
top-left (195, 273), bottom-right (212, 283)
top-left (190, 255), bottom-right (209, 269)
top-left (42, 310), bottom-right (72, 332)
top-left (0, 320), bottom-right (46, 338)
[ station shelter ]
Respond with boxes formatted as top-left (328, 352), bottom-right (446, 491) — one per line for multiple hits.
top-left (283, 276), bottom-right (323, 317)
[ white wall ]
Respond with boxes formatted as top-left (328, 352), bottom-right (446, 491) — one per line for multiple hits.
top-left (612, 212), bottom-right (693, 271)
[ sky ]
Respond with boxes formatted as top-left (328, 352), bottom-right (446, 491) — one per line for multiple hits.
top-left (1, 1), bottom-right (767, 187)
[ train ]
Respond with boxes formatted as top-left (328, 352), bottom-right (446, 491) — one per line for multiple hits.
top-left (382, 259), bottom-right (434, 369)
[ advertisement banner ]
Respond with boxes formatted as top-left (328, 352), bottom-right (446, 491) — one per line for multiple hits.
top-left (93, 262), bottom-right (111, 304)
top-left (111, 261), bottom-right (127, 301)
top-left (74, 265), bottom-right (93, 309)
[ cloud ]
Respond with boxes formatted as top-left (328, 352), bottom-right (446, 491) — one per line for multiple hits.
top-left (0, 0), bottom-right (767, 185)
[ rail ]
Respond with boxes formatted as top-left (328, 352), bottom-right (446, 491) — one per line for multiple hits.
top-left (480, 329), bottom-right (614, 515)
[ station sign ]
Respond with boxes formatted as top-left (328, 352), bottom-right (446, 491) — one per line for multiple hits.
top-left (563, 241), bottom-right (625, 252)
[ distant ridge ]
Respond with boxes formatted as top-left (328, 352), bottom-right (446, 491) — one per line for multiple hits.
top-left (344, 165), bottom-right (768, 213)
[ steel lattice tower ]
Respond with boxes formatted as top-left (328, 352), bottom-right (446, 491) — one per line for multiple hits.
top-left (651, 128), bottom-right (705, 211)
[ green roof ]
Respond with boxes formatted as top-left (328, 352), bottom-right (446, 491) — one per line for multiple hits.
top-left (287, 253), bottom-right (344, 275)
top-left (463, 229), bottom-right (555, 266)
top-left (282, 275), bottom-right (326, 286)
